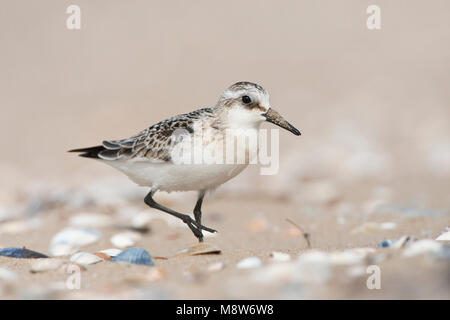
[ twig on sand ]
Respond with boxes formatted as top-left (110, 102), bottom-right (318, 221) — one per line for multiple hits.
top-left (286, 218), bottom-right (311, 249)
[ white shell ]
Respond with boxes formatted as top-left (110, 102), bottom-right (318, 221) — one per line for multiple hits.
top-left (236, 256), bottom-right (262, 269)
top-left (402, 239), bottom-right (443, 258)
top-left (49, 227), bottom-right (101, 256)
top-left (69, 213), bottom-right (112, 228)
top-left (436, 228), bottom-right (450, 241)
top-left (110, 231), bottom-right (141, 248)
top-left (97, 248), bottom-right (122, 257)
top-left (70, 252), bottom-right (103, 265)
top-left (30, 259), bottom-right (64, 273)
top-left (269, 252), bottom-right (291, 262)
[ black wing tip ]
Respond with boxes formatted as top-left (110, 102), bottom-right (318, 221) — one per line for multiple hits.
top-left (68, 146), bottom-right (104, 159)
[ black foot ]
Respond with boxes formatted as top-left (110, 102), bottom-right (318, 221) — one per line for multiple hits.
top-left (182, 216), bottom-right (217, 242)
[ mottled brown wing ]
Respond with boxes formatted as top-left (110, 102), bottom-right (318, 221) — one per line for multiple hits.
top-left (97, 108), bottom-right (213, 162)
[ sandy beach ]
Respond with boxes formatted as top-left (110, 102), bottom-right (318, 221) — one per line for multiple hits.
top-left (0, 1), bottom-right (449, 299)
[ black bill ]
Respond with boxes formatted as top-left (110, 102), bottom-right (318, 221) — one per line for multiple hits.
top-left (263, 108), bottom-right (301, 136)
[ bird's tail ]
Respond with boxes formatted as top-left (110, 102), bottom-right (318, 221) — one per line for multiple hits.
top-left (68, 145), bottom-right (105, 159)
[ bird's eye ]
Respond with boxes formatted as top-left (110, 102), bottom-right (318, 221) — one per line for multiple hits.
top-left (242, 95), bottom-right (252, 104)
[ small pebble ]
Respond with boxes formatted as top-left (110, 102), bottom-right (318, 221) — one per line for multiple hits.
top-left (236, 256), bottom-right (262, 269)
top-left (112, 247), bottom-right (154, 266)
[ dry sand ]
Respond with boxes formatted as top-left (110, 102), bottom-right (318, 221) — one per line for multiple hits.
top-left (0, 1), bottom-right (449, 299)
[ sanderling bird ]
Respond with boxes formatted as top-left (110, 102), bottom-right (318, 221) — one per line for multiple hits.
top-left (70, 82), bottom-right (300, 241)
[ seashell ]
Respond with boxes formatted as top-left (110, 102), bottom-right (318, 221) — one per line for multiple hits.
top-left (111, 247), bottom-right (154, 266)
top-left (0, 218), bottom-right (41, 235)
top-left (70, 252), bottom-right (103, 266)
top-left (0, 247), bottom-right (49, 259)
top-left (402, 239), bottom-right (443, 258)
top-left (94, 248), bottom-right (122, 261)
top-left (378, 236), bottom-right (410, 249)
top-left (110, 231), bottom-right (141, 248)
top-left (0, 267), bottom-right (18, 281)
top-left (176, 242), bottom-right (221, 257)
top-left (30, 259), bottom-right (64, 273)
top-left (49, 227), bottom-right (101, 256)
top-left (130, 211), bottom-right (153, 232)
top-left (236, 256), bottom-right (262, 269)
top-left (392, 235), bottom-right (410, 249)
top-left (436, 227), bottom-right (450, 241)
top-left (378, 239), bottom-right (394, 248)
top-left (207, 262), bottom-right (225, 272)
top-left (269, 251), bottom-right (291, 262)
top-left (69, 213), bottom-right (111, 228)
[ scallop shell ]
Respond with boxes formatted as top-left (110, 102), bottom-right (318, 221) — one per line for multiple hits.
top-left (111, 247), bottom-right (154, 266)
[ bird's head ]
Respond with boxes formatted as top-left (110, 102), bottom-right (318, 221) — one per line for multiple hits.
top-left (216, 81), bottom-right (301, 136)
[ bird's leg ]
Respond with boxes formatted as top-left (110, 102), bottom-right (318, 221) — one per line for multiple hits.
top-left (144, 190), bottom-right (216, 241)
top-left (193, 191), bottom-right (206, 242)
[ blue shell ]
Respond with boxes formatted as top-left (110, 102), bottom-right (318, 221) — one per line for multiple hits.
top-left (111, 247), bottom-right (154, 266)
top-left (0, 247), bottom-right (49, 259)
top-left (378, 240), bottom-right (394, 248)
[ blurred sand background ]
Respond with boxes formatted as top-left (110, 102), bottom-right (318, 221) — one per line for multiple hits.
top-left (0, 1), bottom-right (449, 299)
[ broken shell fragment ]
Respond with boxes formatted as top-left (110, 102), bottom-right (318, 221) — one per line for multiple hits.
top-left (0, 247), bottom-right (49, 259)
top-left (176, 243), bottom-right (221, 257)
top-left (70, 252), bottom-right (104, 266)
top-left (111, 247), bottom-right (154, 266)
